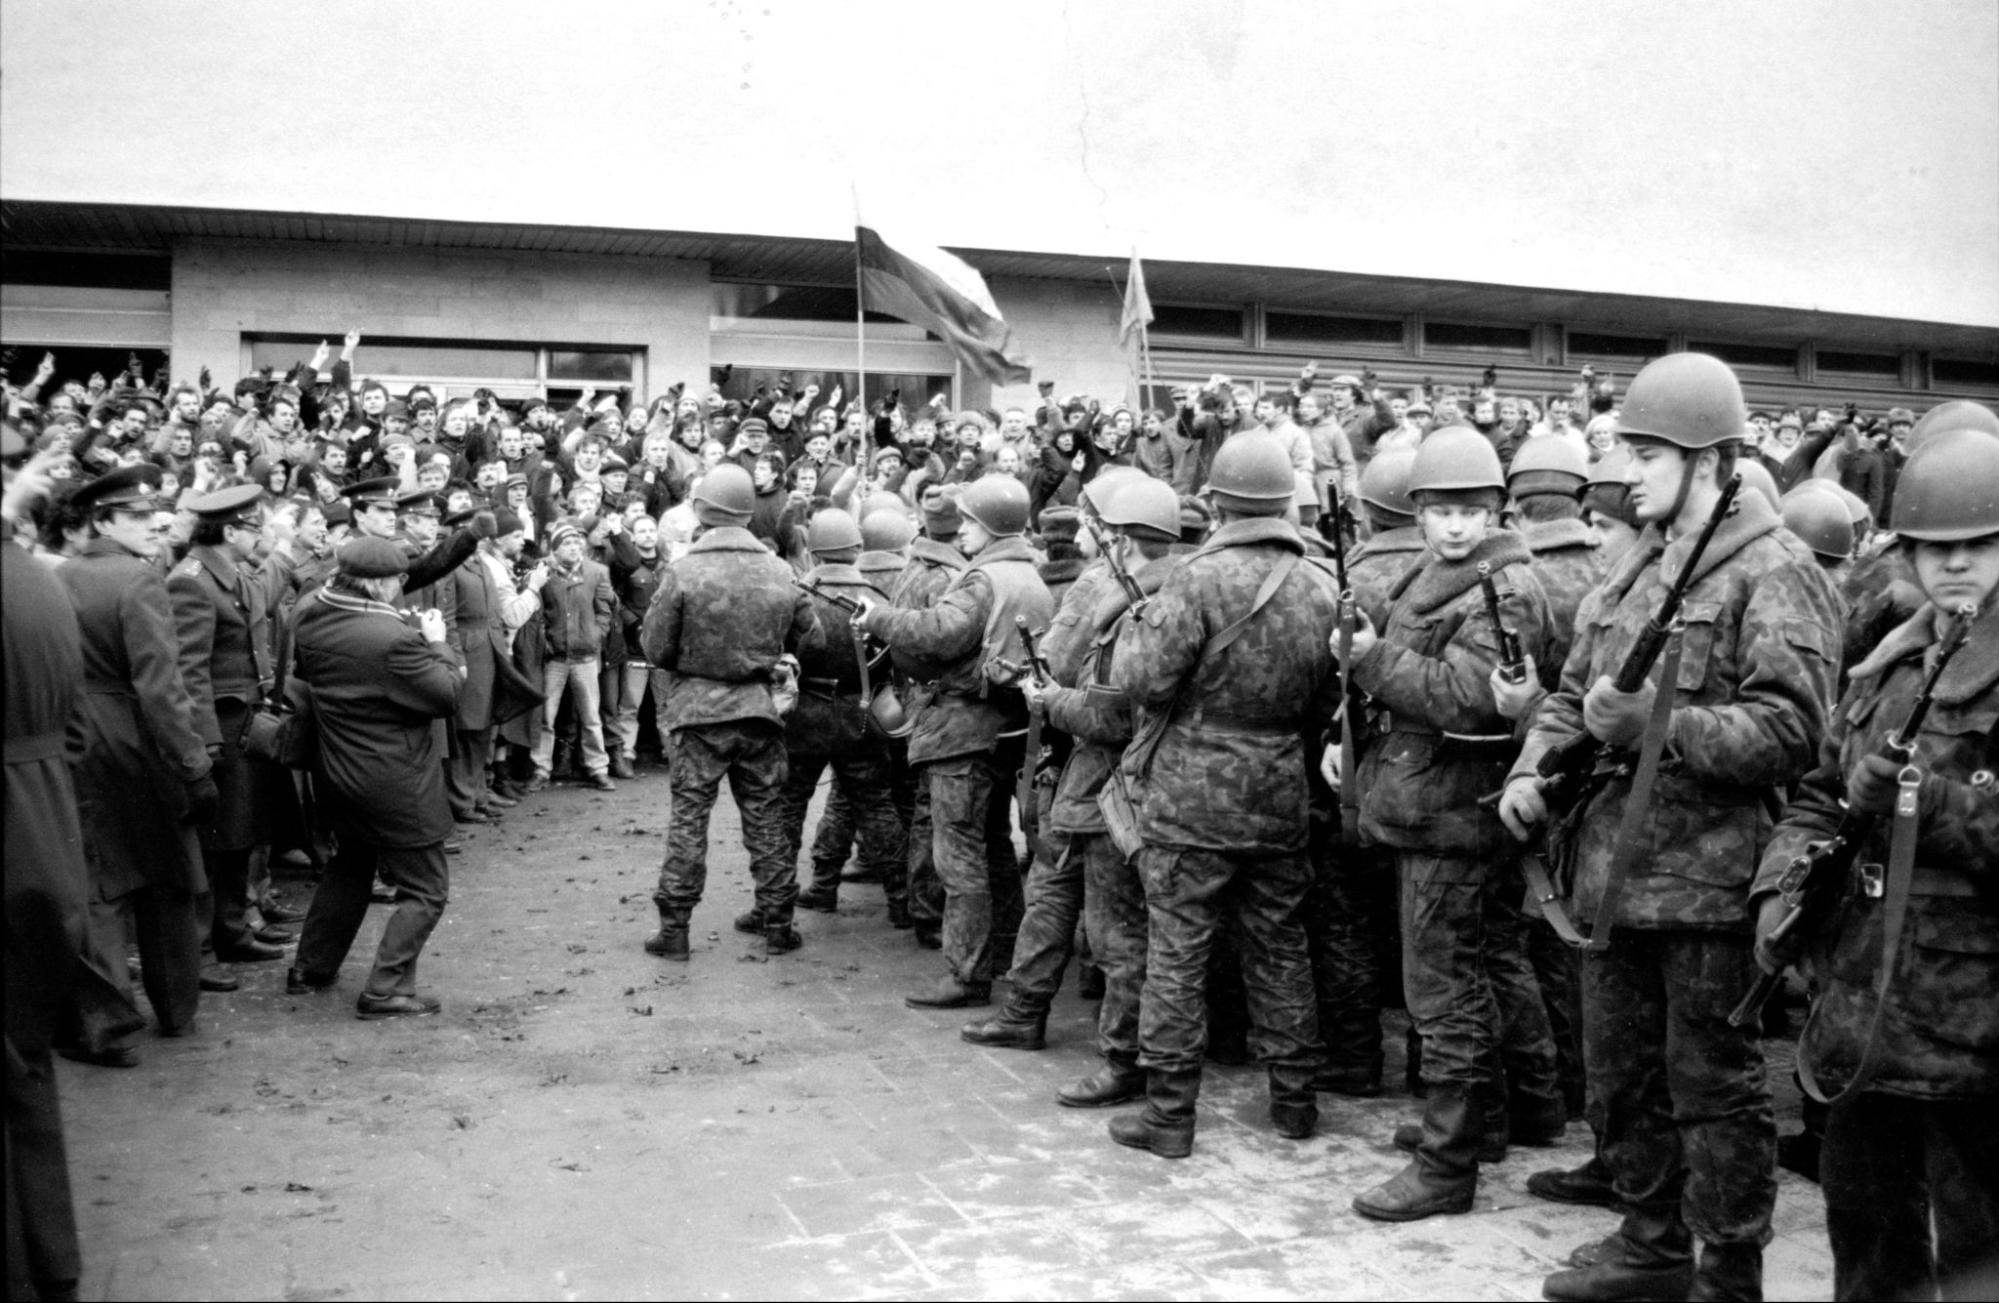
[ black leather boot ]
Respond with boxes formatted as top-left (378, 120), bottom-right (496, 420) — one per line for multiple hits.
top-left (1688, 1243), bottom-right (1762, 1302)
top-left (1353, 1086), bottom-right (1478, 1221)
top-left (960, 1007), bottom-right (1047, 1050)
top-left (644, 906), bottom-right (690, 961)
top-left (1542, 1204), bottom-right (1695, 1301)
top-left (1528, 1153), bottom-right (1621, 1208)
top-left (1108, 1067), bottom-right (1200, 1158)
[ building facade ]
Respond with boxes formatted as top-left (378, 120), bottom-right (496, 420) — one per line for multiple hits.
top-left (5, 200), bottom-right (1996, 420)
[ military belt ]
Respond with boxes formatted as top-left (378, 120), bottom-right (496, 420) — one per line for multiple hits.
top-left (1177, 708), bottom-right (1296, 735)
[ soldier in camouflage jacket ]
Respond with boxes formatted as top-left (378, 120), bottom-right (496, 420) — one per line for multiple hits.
top-left (642, 468), bottom-right (820, 957)
top-left (1501, 355), bottom-right (1842, 1301)
top-left (1750, 430), bottom-right (1999, 1300)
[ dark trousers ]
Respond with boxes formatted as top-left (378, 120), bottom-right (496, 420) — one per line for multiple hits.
top-left (783, 747), bottom-right (906, 906)
top-left (296, 841), bottom-right (449, 999)
top-left (73, 886), bottom-right (201, 1046)
top-left (1135, 846), bottom-right (1320, 1117)
top-left (1583, 928), bottom-right (1775, 1247)
top-left (202, 846), bottom-right (258, 955)
top-left (1527, 906), bottom-right (1587, 1116)
top-left (925, 745), bottom-right (1024, 984)
top-left (445, 726), bottom-right (494, 819)
top-left (1398, 853), bottom-right (1559, 1115)
top-left (6, 874), bottom-right (82, 1296)
top-left (1310, 842), bottom-right (1393, 1080)
top-left (1081, 832), bottom-right (1147, 1068)
top-left (654, 721), bottom-right (793, 925)
top-left (905, 768), bottom-right (945, 930)
top-left (1003, 832), bottom-right (1083, 1012)
top-left (811, 744), bottom-right (915, 880)
top-left (1823, 1092), bottom-right (1999, 1302)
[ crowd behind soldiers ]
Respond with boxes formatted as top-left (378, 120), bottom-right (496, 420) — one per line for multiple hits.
top-left (3, 335), bottom-right (1995, 1303)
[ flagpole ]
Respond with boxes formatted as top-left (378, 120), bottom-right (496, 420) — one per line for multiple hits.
top-left (1105, 264), bottom-right (1141, 408)
top-left (852, 186), bottom-right (870, 476)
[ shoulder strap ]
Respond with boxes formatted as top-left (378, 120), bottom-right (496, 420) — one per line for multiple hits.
top-left (1204, 552), bottom-right (1298, 661)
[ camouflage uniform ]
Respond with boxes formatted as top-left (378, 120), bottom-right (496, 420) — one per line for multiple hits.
top-left (889, 537), bottom-right (968, 937)
top-left (864, 537), bottom-right (1051, 985)
top-left (1513, 490), bottom-right (1841, 1265)
top-left (1838, 546), bottom-right (1922, 676)
top-left (1001, 556), bottom-right (1175, 1038)
top-left (1112, 517), bottom-right (1342, 1127)
top-left (1520, 515), bottom-right (1608, 1117)
top-left (1351, 530), bottom-right (1564, 1169)
top-left (642, 525), bottom-right (819, 932)
top-left (1753, 600), bottom-right (1999, 1300)
top-left (782, 563), bottom-right (905, 913)
top-left (1349, 524), bottom-right (1428, 630)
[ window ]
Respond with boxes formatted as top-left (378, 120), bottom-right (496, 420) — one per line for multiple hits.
top-left (1689, 340), bottom-right (1796, 370)
top-left (242, 334), bottom-right (639, 402)
top-left (1568, 330), bottom-right (1666, 361)
top-left (1424, 321), bottom-right (1531, 353)
top-left (1265, 311), bottom-right (1402, 348)
top-left (709, 367), bottom-right (954, 420)
top-left (2, 250), bottom-right (171, 290)
top-left (1149, 303), bottom-right (1247, 343)
top-left (1933, 356), bottom-right (1999, 387)
top-left (711, 283), bottom-right (909, 327)
top-left (1816, 349), bottom-right (1899, 378)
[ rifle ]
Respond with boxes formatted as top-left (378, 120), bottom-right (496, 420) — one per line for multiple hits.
top-left (793, 578), bottom-right (874, 723)
top-left (1326, 478), bottom-right (1361, 847)
top-left (1080, 511), bottom-right (1148, 612)
top-left (1728, 602), bottom-right (1977, 1028)
top-left (1532, 473), bottom-right (1743, 810)
top-left (1477, 561), bottom-right (1529, 685)
top-left (1015, 615), bottom-right (1051, 848)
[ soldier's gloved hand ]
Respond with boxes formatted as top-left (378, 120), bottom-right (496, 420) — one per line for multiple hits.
top-left (1752, 894), bottom-right (1791, 975)
top-left (1018, 675), bottom-right (1046, 711)
top-left (1582, 675), bottom-right (1654, 748)
top-left (1332, 609), bottom-right (1378, 661)
top-left (1496, 776), bottom-right (1547, 842)
top-left (1489, 657), bottom-right (1542, 722)
top-left (184, 773), bottom-right (220, 826)
top-left (850, 596), bottom-right (878, 629)
top-left (1845, 752), bottom-right (1905, 816)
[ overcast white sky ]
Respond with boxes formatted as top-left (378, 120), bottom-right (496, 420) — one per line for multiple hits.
top-left (3, 0), bottom-right (1995, 326)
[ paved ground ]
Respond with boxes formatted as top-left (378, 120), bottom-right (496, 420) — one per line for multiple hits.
top-left (59, 764), bottom-right (1835, 1300)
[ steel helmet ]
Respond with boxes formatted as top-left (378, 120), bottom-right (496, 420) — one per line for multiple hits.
top-left (1358, 448), bottom-right (1418, 517)
top-left (691, 464), bottom-right (755, 519)
top-left (1581, 444), bottom-right (1640, 527)
top-left (867, 682), bottom-right (914, 739)
top-left (1506, 436), bottom-right (1588, 497)
top-left (1907, 400), bottom-right (1999, 456)
top-left (1408, 424), bottom-right (1506, 496)
top-left (1080, 464), bottom-right (1147, 516)
top-left (805, 508), bottom-right (863, 555)
top-left (860, 507), bottom-right (916, 552)
top-left (1735, 459), bottom-right (1781, 511)
top-left (1098, 475), bottom-right (1182, 541)
top-left (1204, 433), bottom-right (1297, 516)
top-left (1890, 427), bottom-right (1999, 541)
top-left (958, 474), bottom-right (1031, 537)
top-left (1614, 353), bottom-right (1747, 449)
top-left (1781, 487), bottom-right (1854, 560)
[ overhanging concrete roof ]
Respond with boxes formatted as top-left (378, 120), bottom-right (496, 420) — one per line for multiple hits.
top-left (5, 200), bottom-right (1994, 360)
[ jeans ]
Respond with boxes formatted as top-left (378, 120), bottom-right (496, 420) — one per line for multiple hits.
top-left (601, 662), bottom-right (665, 757)
top-left (532, 657), bottom-right (608, 778)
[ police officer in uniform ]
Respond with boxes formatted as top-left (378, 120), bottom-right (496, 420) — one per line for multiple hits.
top-left (857, 475), bottom-right (1053, 1009)
top-left (641, 464), bottom-right (820, 959)
top-left (783, 509), bottom-right (907, 923)
top-left (1753, 425), bottom-right (1999, 1301)
top-left (1499, 354), bottom-right (1843, 1302)
top-left (57, 465), bottom-right (216, 1061)
top-left (170, 483), bottom-right (289, 964)
top-left (288, 537), bottom-right (465, 1018)
top-left (1106, 433), bottom-right (1342, 1158)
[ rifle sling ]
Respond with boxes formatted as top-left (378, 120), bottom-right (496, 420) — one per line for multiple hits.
top-left (1531, 627), bottom-right (1684, 952)
top-left (1796, 771), bottom-right (1921, 1106)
